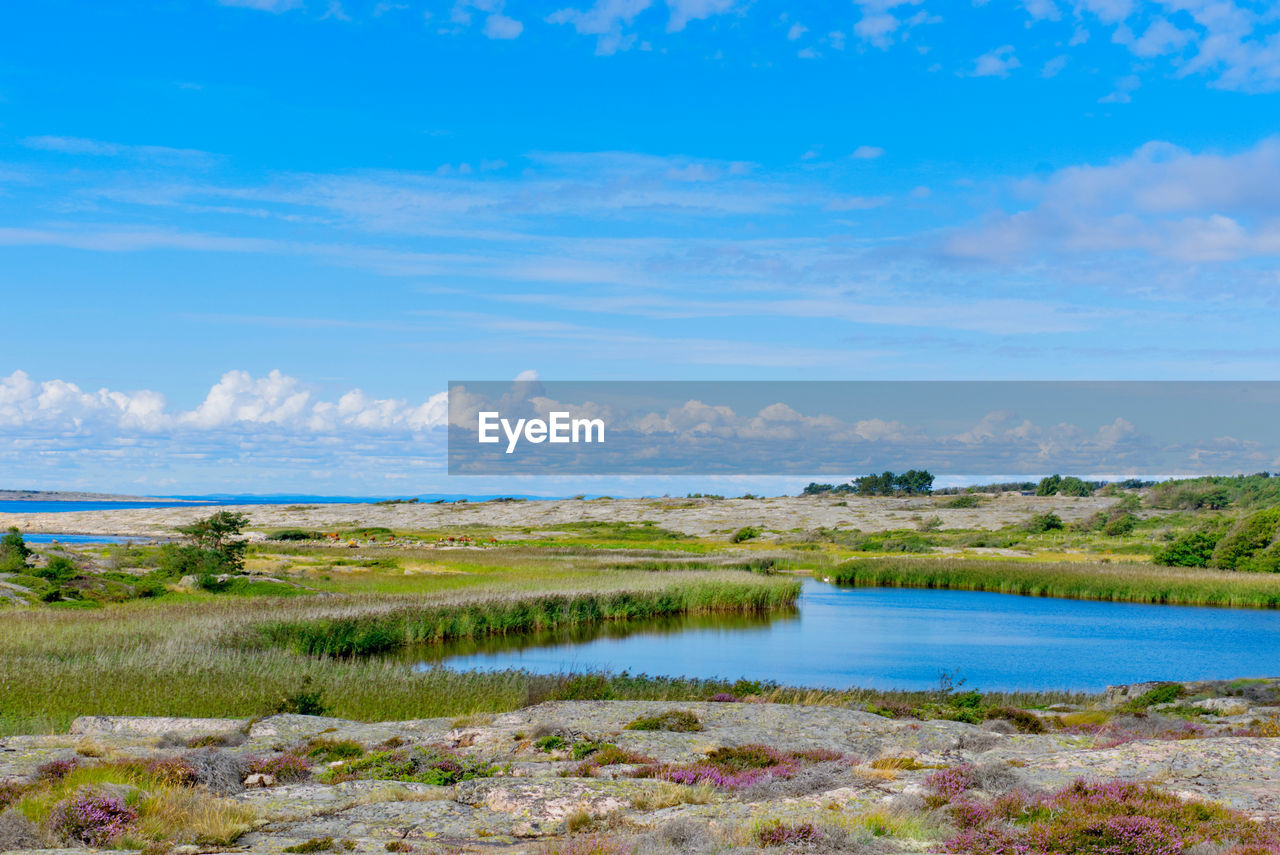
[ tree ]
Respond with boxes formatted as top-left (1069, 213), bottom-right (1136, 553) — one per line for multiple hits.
top-left (1035, 475), bottom-right (1062, 496)
top-left (167, 511), bottom-right (250, 576)
top-left (0, 527), bottom-right (31, 572)
top-left (1154, 531), bottom-right (1221, 568)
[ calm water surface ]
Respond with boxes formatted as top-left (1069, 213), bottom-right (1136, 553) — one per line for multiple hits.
top-left (410, 580), bottom-right (1280, 692)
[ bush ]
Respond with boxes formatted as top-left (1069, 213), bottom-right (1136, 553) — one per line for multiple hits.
top-left (268, 529), bottom-right (313, 541)
top-left (50, 790), bottom-right (138, 846)
top-left (1026, 512), bottom-right (1064, 533)
top-left (1153, 531), bottom-right (1221, 567)
top-left (625, 710), bottom-right (703, 732)
top-left (34, 556), bottom-right (79, 582)
top-left (247, 753), bottom-right (312, 782)
top-left (0, 809), bottom-right (40, 851)
top-left (1212, 508), bottom-right (1280, 570)
top-left (730, 526), bottom-right (761, 543)
top-left (944, 495), bottom-right (982, 508)
top-left (271, 677), bottom-right (329, 716)
top-left (0, 527), bottom-right (31, 572)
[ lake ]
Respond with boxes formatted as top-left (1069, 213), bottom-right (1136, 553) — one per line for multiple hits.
top-left (406, 579), bottom-right (1280, 692)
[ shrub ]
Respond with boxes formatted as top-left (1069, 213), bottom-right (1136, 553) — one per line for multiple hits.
top-left (985, 706), bottom-right (1046, 734)
top-left (1125, 683), bottom-right (1184, 709)
top-left (0, 527), bottom-right (31, 572)
top-left (188, 749), bottom-right (249, 795)
top-left (304, 738), bottom-right (365, 762)
top-left (0, 781), bottom-right (23, 809)
top-left (284, 837), bottom-right (335, 853)
top-left (0, 809), bottom-right (40, 851)
top-left (50, 790), bottom-right (138, 846)
top-left (34, 556), bottom-right (78, 582)
top-left (325, 746), bottom-right (495, 786)
top-left (924, 764), bottom-right (976, 804)
top-left (1154, 531), bottom-right (1221, 567)
top-left (944, 494), bottom-right (982, 508)
top-left (946, 779), bottom-right (1280, 855)
top-left (1212, 509), bottom-right (1280, 570)
top-left (268, 529), bottom-right (313, 541)
top-left (144, 755), bottom-right (200, 787)
top-left (247, 753), bottom-right (312, 782)
top-left (271, 677), bottom-right (330, 716)
top-left (730, 526), bottom-right (761, 543)
top-left (756, 820), bottom-right (823, 846)
top-left (36, 757), bottom-right (80, 782)
top-left (1027, 512), bottom-right (1064, 533)
top-left (535, 735), bottom-right (567, 752)
top-left (624, 710), bottom-right (703, 732)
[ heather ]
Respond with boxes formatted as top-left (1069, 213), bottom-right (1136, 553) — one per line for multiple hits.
top-left (941, 779), bottom-right (1280, 855)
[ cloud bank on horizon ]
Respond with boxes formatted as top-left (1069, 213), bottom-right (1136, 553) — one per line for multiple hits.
top-left (1, 0), bottom-right (1278, 492)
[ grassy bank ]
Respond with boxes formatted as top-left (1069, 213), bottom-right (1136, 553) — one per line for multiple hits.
top-left (0, 571), bottom-right (801, 734)
top-left (256, 577), bottom-right (799, 656)
top-left (822, 557), bottom-right (1280, 607)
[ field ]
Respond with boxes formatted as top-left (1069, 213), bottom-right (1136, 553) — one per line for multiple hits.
top-left (3, 487), bottom-right (1280, 853)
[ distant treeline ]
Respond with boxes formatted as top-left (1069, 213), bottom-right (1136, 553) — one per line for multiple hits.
top-left (806, 472), bottom-right (1278, 505)
top-left (803, 470), bottom-right (936, 497)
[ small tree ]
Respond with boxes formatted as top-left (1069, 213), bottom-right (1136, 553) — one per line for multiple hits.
top-left (168, 511), bottom-right (250, 576)
top-left (0, 527), bottom-right (32, 572)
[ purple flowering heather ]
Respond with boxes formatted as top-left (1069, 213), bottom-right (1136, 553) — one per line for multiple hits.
top-left (50, 791), bottom-right (137, 846)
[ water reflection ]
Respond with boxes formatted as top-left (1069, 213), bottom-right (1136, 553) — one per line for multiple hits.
top-left (388, 609), bottom-right (794, 663)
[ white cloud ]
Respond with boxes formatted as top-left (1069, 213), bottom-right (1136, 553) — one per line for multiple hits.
top-left (787, 22), bottom-right (807, 40)
top-left (1021, 0), bottom-right (1061, 21)
top-left (1041, 54), bottom-right (1069, 77)
top-left (943, 137), bottom-right (1280, 263)
top-left (1099, 73), bottom-right (1141, 102)
top-left (22, 136), bottom-right (212, 164)
top-left (850, 145), bottom-right (886, 159)
top-left (547, 0), bottom-right (653, 54)
top-left (852, 0), bottom-right (926, 48)
top-left (0, 369), bottom-right (447, 436)
top-left (665, 0), bottom-right (735, 33)
top-left (217, 0), bottom-right (301, 11)
top-left (484, 12), bottom-right (524, 37)
top-left (971, 45), bottom-right (1021, 77)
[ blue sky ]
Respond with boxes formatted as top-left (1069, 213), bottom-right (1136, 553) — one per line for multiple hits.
top-left (2, 0), bottom-right (1279, 493)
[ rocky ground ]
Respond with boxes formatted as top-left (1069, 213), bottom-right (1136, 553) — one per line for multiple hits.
top-left (2, 682), bottom-right (1278, 854)
top-left (0, 494), bottom-right (1119, 540)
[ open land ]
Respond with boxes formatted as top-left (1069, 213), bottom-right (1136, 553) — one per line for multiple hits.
top-left (2, 482), bottom-right (1280, 853)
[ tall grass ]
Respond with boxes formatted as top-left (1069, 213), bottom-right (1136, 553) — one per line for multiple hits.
top-left (822, 557), bottom-right (1280, 607)
top-left (0, 571), bottom-right (800, 734)
top-left (256, 578), bottom-right (799, 656)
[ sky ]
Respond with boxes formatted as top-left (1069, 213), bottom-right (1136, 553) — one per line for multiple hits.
top-left (1, 0), bottom-right (1279, 494)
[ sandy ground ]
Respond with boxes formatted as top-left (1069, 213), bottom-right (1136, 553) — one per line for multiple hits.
top-left (0, 493), bottom-right (1119, 539)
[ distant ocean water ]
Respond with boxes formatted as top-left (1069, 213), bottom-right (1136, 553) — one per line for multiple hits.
top-left (0, 494), bottom-right (556, 514)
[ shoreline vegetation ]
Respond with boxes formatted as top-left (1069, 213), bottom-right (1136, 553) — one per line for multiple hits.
top-left (3, 473), bottom-right (1280, 737)
top-left (821, 557), bottom-right (1280, 608)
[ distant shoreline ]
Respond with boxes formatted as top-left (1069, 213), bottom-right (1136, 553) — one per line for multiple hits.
top-left (0, 489), bottom-right (200, 504)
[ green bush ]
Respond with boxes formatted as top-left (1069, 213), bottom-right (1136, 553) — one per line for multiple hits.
top-left (943, 495), bottom-right (981, 508)
top-left (0, 528), bottom-right (31, 572)
top-left (268, 529), bottom-right (313, 541)
top-left (1153, 531), bottom-right (1220, 567)
top-left (34, 556), bottom-right (78, 582)
top-left (1211, 508), bottom-right (1280, 570)
top-left (730, 526), bottom-right (761, 543)
top-left (625, 709), bottom-right (703, 732)
top-left (1026, 512), bottom-right (1064, 533)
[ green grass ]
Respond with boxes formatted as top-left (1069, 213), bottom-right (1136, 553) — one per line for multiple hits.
top-left (255, 577), bottom-right (799, 656)
top-left (822, 557), bottom-right (1280, 607)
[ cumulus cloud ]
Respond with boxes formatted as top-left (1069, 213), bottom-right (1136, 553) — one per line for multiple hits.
top-left (971, 45), bottom-right (1021, 77)
top-left (665, 0), bottom-right (735, 32)
top-left (943, 137), bottom-right (1280, 263)
top-left (217, 0), bottom-right (301, 11)
top-left (547, 0), bottom-right (653, 54)
top-left (0, 369), bottom-right (446, 435)
top-left (850, 145), bottom-right (885, 159)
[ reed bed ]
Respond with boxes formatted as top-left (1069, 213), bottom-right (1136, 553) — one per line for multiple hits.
top-left (0, 571), bottom-right (799, 734)
top-left (256, 577), bottom-right (799, 656)
top-left (822, 557), bottom-right (1280, 607)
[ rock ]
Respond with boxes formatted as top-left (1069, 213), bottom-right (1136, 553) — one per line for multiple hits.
top-left (177, 574), bottom-right (199, 590)
top-left (244, 773), bottom-right (276, 788)
top-left (1192, 698), bottom-right (1251, 716)
top-left (69, 715), bottom-right (247, 739)
top-left (1104, 681), bottom-right (1168, 707)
